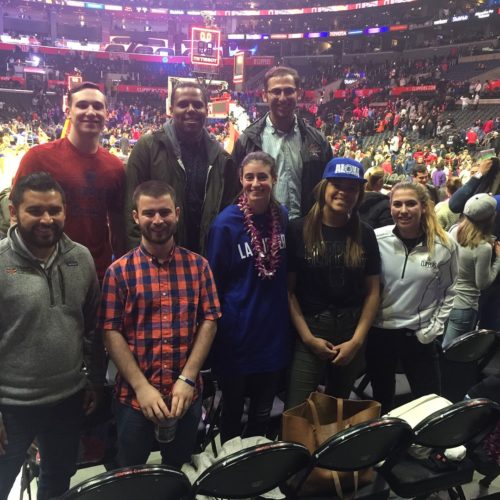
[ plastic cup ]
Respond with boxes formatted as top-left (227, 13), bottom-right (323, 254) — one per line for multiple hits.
top-left (155, 417), bottom-right (178, 443)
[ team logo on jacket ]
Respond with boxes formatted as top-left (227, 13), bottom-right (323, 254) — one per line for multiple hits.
top-left (421, 259), bottom-right (437, 270)
top-left (4, 266), bottom-right (33, 274)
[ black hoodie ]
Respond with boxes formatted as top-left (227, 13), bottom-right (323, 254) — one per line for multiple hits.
top-left (359, 191), bottom-right (393, 229)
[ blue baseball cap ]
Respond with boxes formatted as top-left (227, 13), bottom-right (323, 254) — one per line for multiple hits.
top-left (322, 157), bottom-right (367, 183)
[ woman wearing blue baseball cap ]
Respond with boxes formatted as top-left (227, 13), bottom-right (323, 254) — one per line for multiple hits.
top-left (286, 157), bottom-right (381, 408)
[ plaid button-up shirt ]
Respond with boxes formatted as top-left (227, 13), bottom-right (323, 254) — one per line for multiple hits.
top-left (97, 244), bottom-right (221, 409)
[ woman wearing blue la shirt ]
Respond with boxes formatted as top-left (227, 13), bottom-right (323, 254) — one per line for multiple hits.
top-left (206, 152), bottom-right (289, 444)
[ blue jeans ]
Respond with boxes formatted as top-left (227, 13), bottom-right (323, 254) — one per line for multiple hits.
top-left (442, 308), bottom-right (478, 349)
top-left (0, 390), bottom-right (84, 500)
top-left (115, 397), bottom-right (202, 469)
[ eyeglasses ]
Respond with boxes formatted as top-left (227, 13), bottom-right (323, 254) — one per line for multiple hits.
top-left (267, 87), bottom-right (297, 97)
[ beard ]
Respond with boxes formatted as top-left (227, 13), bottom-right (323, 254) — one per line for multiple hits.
top-left (17, 222), bottom-right (64, 250)
top-left (140, 222), bottom-right (177, 246)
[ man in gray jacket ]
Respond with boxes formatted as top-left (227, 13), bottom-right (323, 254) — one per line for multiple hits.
top-left (125, 81), bottom-right (239, 255)
top-left (0, 173), bottom-right (104, 500)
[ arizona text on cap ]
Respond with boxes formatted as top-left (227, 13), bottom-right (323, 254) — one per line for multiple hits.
top-left (322, 157), bottom-right (367, 183)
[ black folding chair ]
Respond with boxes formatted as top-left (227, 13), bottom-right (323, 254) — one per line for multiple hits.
top-left (441, 329), bottom-right (497, 402)
top-left (379, 398), bottom-right (500, 500)
top-left (442, 329), bottom-right (497, 363)
top-left (289, 417), bottom-right (413, 500)
top-left (192, 441), bottom-right (311, 499)
top-left (58, 464), bottom-right (191, 500)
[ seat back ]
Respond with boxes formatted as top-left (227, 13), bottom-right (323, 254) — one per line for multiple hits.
top-left (58, 465), bottom-right (191, 500)
top-left (414, 398), bottom-right (500, 449)
top-left (313, 417), bottom-right (414, 471)
top-left (193, 441), bottom-right (311, 499)
top-left (442, 329), bottom-right (497, 363)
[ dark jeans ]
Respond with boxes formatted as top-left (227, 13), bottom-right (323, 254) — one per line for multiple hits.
top-left (0, 390), bottom-right (84, 500)
top-left (115, 397), bottom-right (202, 469)
top-left (286, 307), bottom-right (363, 409)
top-left (218, 370), bottom-right (284, 444)
top-left (366, 327), bottom-right (441, 413)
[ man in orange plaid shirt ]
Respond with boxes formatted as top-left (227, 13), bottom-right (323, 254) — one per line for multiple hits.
top-left (98, 180), bottom-right (221, 467)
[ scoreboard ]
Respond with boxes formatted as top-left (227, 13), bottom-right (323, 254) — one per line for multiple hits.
top-left (190, 27), bottom-right (221, 67)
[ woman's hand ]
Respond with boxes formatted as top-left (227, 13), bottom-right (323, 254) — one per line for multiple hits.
top-left (331, 339), bottom-right (361, 366)
top-left (494, 240), bottom-right (500, 258)
top-left (478, 158), bottom-right (493, 175)
top-left (306, 337), bottom-right (337, 361)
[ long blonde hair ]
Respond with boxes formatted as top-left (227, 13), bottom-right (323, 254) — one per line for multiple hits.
top-left (457, 215), bottom-right (495, 248)
top-left (303, 179), bottom-right (366, 268)
top-left (390, 182), bottom-right (450, 255)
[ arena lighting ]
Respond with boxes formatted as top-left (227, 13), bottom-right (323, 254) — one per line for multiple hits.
top-left (20, 0), bottom-right (419, 17)
top-left (85, 2), bottom-right (104, 9)
top-left (366, 26), bottom-right (389, 34)
top-left (305, 32), bottom-right (329, 38)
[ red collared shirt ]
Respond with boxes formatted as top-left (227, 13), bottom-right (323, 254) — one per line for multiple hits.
top-left (98, 244), bottom-right (221, 409)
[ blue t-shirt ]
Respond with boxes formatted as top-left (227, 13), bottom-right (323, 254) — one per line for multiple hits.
top-left (206, 204), bottom-right (290, 375)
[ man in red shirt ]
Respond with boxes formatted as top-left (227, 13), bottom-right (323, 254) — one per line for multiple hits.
top-left (466, 128), bottom-right (478, 153)
top-left (98, 180), bottom-right (221, 467)
top-left (483, 118), bottom-right (495, 135)
top-left (13, 82), bottom-right (126, 280)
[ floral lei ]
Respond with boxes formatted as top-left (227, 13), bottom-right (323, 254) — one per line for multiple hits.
top-left (238, 193), bottom-right (281, 279)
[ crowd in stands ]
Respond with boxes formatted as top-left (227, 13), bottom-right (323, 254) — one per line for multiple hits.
top-left (1, 56), bottom-right (500, 161)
